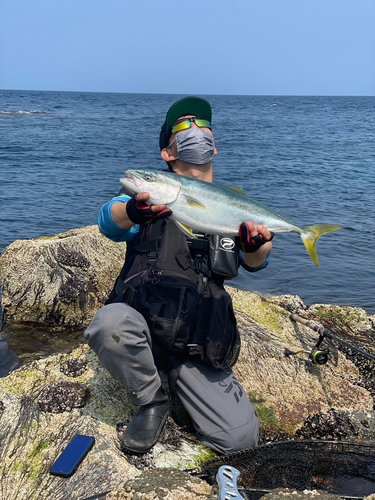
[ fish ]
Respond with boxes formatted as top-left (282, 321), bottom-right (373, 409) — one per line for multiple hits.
top-left (120, 169), bottom-right (342, 268)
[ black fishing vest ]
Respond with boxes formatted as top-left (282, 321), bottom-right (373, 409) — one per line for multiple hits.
top-left (107, 219), bottom-right (241, 371)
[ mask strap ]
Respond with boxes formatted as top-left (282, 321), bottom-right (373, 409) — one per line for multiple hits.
top-left (166, 138), bottom-right (179, 161)
top-left (166, 138), bottom-right (176, 149)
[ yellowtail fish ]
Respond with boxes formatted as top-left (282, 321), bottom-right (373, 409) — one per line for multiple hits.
top-left (120, 169), bottom-right (342, 268)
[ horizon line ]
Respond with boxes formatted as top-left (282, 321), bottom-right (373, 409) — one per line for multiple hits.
top-left (1, 88), bottom-right (374, 98)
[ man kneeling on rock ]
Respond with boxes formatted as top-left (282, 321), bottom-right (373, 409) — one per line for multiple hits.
top-left (84, 97), bottom-right (273, 454)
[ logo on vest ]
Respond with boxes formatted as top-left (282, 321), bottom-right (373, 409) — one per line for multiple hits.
top-left (220, 238), bottom-right (235, 252)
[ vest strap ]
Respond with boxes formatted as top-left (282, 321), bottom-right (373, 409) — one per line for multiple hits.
top-left (133, 220), bottom-right (164, 262)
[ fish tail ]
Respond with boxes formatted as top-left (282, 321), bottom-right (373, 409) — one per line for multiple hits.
top-left (300, 225), bottom-right (342, 268)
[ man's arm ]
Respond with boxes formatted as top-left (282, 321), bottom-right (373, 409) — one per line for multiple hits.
top-left (111, 192), bottom-right (171, 229)
top-left (238, 222), bottom-right (273, 270)
top-left (110, 200), bottom-right (135, 230)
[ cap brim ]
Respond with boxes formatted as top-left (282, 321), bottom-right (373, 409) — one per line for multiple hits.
top-left (165, 97), bottom-right (212, 136)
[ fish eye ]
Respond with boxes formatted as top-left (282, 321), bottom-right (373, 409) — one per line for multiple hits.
top-left (145, 175), bottom-right (153, 182)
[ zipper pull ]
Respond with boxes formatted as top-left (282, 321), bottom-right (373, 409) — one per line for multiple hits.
top-left (151, 270), bottom-right (163, 284)
top-left (202, 276), bottom-right (208, 295)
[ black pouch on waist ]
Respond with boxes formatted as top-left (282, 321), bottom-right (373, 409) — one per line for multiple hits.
top-left (209, 235), bottom-right (239, 281)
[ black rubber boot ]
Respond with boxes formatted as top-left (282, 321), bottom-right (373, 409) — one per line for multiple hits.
top-left (121, 388), bottom-right (169, 454)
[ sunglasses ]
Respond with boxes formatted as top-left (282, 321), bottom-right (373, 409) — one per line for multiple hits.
top-left (170, 117), bottom-right (212, 135)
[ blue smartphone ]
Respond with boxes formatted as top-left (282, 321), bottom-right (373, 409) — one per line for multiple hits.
top-left (50, 435), bottom-right (95, 478)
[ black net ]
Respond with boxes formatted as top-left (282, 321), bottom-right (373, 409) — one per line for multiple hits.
top-left (202, 441), bottom-right (375, 499)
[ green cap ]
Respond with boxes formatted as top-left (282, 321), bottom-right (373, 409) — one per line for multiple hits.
top-left (159, 96), bottom-right (212, 150)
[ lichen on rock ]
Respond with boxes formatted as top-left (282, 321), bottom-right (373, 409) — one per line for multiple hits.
top-left (0, 225), bottom-right (127, 328)
top-left (231, 291), bottom-right (375, 436)
top-left (39, 381), bottom-right (88, 413)
top-left (60, 358), bottom-right (87, 377)
top-left (57, 248), bottom-right (90, 270)
top-left (106, 468), bottom-right (214, 500)
top-left (1, 227), bottom-right (375, 498)
top-left (0, 344), bottom-right (215, 499)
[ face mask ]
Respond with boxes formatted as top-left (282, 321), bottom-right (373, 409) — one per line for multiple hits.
top-left (168, 128), bottom-right (215, 165)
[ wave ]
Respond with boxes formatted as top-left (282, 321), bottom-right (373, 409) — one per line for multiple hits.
top-left (0, 110), bottom-right (48, 115)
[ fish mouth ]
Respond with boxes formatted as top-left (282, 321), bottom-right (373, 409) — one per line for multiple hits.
top-left (125, 171), bottom-right (143, 188)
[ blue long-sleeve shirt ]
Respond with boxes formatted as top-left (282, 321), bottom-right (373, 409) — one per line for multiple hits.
top-left (98, 194), bottom-right (138, 242)
top-left (98, 195), bottom-right (270, 272)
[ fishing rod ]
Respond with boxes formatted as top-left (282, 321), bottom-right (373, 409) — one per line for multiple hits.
top-left (285, 313), bottom-right (375, 365)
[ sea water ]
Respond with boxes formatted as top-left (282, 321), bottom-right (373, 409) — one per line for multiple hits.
top-left (1, 90), bottom-right (374, 373)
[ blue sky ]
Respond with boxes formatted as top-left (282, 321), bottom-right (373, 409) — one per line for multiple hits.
top-left (1, 0), bottom-right (374, 96)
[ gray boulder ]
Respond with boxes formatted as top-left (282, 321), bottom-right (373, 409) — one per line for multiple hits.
top-left (0, 226), bottom-right (126, 328)
top-left (1, 295), bottom-right (375, 499)
top-left (1, 227), bottom-right (375, 498)
top-left (228, 289), bottom-right (375, 438)
top-left (0, 345), bottom-right (217, 500)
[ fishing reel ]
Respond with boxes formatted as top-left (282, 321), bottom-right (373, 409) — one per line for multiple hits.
top-left (285, 312), bottom-right (375, 367)
top-left (285, 313), bottom-right (331, 365)
top-left (284, 346), bottom-right (329, 365)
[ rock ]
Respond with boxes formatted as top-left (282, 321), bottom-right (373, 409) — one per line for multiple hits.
top-left (106, 469), bottom-right (215, 499)
top-left (227, 288), bottom-right (375, 437)
top-left (262, 490), bottom-right (375, 500)
top-left (2, 228), bottom-right (375, 498)
top-left (260, 488), bottom-right (346, 500)
top-left (0, 345), bottom-right (217, 500)
top-left (0, 226), bottom-right (127, 328)
top-left (1, 295), bottom-right (375, 498)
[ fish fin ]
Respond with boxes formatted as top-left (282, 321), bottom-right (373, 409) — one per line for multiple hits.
top-left (225, 186), bottom-right (246, 195)
top-left (173, 221), bottom-right (196, 238)
top-left (301, 225), bottom-right (343, 268)
top-left (181, 195), bottom-right (206, 209)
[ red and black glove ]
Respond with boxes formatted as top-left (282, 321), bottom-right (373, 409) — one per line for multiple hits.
top-left (126, 195), bottom-right (172, 224)
top-left (236, 222), bottom-right (274, 253)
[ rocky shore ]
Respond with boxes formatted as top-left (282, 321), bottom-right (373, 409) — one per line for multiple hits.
top-left (1, 226), bottom-right (375, 499)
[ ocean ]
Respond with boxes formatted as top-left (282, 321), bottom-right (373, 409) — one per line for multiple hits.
top-left (1, 90), bottom-right (374, 374)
